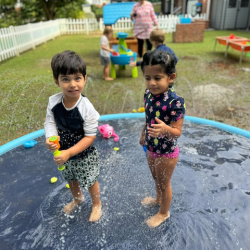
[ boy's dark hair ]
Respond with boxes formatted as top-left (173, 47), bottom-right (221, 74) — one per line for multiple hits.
top-left (51, 50), bottom-right (86, 80)
top-left (141, 50), bottom-right (176, 88)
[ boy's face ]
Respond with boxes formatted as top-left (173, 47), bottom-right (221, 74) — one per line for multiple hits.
top-left (54, 73), bottom-right (87, 101)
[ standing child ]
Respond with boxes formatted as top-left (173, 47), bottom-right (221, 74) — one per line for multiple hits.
top-left (44, 50), bottom-right (102, 222)
top-left (100, 26), bottom-right (114, 81)
top-left (139, 50), bottom-right (185, 227)
top-left (130, 29), bottom-right (178, 67)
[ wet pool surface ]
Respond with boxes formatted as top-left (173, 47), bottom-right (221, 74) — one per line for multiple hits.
top-left (0, 119), bottom-right (250, 250)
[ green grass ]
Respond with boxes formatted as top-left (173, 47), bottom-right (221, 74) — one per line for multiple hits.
top-left (0, 30), bottom-right (250, 145)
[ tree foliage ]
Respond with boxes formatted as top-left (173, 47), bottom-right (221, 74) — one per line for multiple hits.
top-left (0, 0), bottom-right (86, 28)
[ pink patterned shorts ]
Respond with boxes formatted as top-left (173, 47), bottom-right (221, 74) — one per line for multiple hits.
top-left (148, 147), bottom-right (179, 159)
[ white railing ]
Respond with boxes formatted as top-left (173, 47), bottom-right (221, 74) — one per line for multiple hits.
top-left (0, 14), bottom-right (207, 62)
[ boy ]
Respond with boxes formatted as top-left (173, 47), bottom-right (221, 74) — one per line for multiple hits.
top-left (130, 29), bottom-right (178, 67)
top-left (44, 50), bottom-right (102, 222)
top-left (100, 26), bottom-right (114, 81)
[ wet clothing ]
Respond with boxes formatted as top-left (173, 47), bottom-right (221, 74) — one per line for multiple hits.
top-left (44, 93), bottom-right (100, 188)
top-left (136, 44), bottom-right (178, 66)
top-left (144, 88), bottom-right (185, 154)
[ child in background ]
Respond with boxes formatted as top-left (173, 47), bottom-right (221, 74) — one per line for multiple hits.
top-left (100, 26), bottom-right (114, 81)
top-left (44, 50), bottom-right (102, 222)
top-left (130, 29), bottom-right (178, 67)
top-left (139, 50), bottom-right (185, 227)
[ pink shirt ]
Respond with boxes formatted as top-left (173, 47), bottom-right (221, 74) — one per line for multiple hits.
top-left (131, 1), bottom-right (158, 39)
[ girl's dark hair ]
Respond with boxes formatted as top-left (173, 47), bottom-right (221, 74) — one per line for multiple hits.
top-left (141, 50), bottom-right (176, 75)
top-left (51, 50), bottom-right (86, 80)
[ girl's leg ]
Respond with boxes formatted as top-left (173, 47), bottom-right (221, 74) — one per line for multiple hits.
top-left (64, 180), bottom-right (84, 214)
top-left (104, 64), bottom-right (113, 81)
top-left (146, 157), bottom-right (178, 227)
top-left (141, 151), bottom-right (161, 205)
top-left (146, 39), bottom-right (152, 51)
top-left (137, 38), bottom-right (144, 59)
top-left (88, 181), bottom-right (102, 221)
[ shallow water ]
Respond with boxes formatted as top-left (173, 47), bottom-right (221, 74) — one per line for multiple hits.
top-left (0, 119), bottom-right (250, 250)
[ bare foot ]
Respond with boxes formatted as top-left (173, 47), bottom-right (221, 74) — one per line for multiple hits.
top-left (89, 203), bottom-right (102, 222)
top-left (146, 211), bottom-right (170, 228)
top-left (141, 197), bottom-right (161, 206)
top-left (63, 198), bottom-right (84, 214)
top-left (104, 77), bottom-right (114, 81)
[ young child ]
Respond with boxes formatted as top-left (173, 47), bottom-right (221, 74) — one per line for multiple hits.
top-left (100, 26), bottom-right (114, 81)
top-left (44, 50), bottom-right (102, 222)
top-left (130, 29), bottom-right (178, 67)
top-left (139, 50), bottom-right (185, 228)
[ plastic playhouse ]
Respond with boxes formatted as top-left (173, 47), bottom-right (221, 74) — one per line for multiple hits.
top-left (103, 2), bottom-right (138, 78)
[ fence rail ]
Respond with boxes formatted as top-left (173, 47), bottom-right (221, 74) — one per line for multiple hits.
top-left (0, 14), bottom-right (207, 62)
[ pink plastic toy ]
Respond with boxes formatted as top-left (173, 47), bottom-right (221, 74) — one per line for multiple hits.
top-left (98, 124), bottom-right (119, 142)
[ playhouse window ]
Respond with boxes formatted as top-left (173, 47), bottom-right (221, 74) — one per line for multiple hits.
top-left (241, 0), bottom-right (249, 7)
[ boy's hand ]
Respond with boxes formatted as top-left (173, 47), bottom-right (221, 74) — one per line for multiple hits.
top-left (139, 132), bottom-right (145, 146)
top-left (129, 61), bottom-right (136, 67)
top-left (148, 117), bottom-right (168, 137)
top-left (54, 150), bottom-right (70, 166)
top-left (46, 136), bottom-right (60, 152)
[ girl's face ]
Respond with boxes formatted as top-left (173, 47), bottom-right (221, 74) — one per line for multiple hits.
top-left (55, 73), bottom-right (87, 102)
top-left (143, 64), bottom-right (176, 95)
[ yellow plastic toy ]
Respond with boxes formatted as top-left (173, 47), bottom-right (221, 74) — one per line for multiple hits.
top-left (49, 136), bottom-right (65, 171)
top-left (66, 184), bottom-right (70, 188)
top-left (114, 147), bottom-right (119, 151)
top-left (132, 109), bottom-right (137, 113)
top-left (137, 107), bottom-right (145, 113)
top-left (51, 177), bottom-right (58, 183)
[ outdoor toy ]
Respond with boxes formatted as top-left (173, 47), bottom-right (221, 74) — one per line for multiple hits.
top-left (98, 124), bottom-right (119, 142)
top-left (229, 34), bottom-right (236, 39)
top-left (224, 39), bottom-right (250, 64)
top-left (51, 177), bottom-right (58, 183)
top-left (23, 140), bottom-right (37, 148)
top-left (137, 107), bottom-right (145, 113)
top-left (114, 147), bottom-right (119, 151)
top-left (66, 184), bottom-right (70, 188)
top-left (49, 136), bottom-right (65, 171)
top-left (110, 32), bottom-right (138, 79)
top-left (132, 109), bottom-right (137, 113)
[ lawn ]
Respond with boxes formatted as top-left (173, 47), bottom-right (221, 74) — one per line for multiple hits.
top-left (0, 30), bottom-right (250, 145)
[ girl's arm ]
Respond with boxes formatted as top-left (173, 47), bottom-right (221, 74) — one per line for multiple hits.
top-left (101, 44), bottom-right (113, 53)
top-left (148, 118), bottom-right (184, 140)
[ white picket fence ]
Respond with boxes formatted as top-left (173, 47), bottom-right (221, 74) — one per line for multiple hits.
top-left (0, 14), bottom-right (206, 62)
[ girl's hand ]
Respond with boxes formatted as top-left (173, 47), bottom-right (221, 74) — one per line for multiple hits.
top-left (148, 117), bottom-right (168, 137)
top-left (46, 136), bottom-right (60, 152)
top-left (139, 132), bottom-right (145, 146)
top-left (54, 150), bottom-right (70, 166)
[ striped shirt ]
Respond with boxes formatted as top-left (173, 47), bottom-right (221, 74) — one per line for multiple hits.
top-left (131, 1), bottom-right (158, 39)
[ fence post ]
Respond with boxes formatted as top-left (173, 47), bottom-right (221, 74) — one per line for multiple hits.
top-left (10, 26), bottom-right (20, 57)
top-left (28, 23), bottom-right (36, 50)
top-left (86, 19), bottom-right (89, 35)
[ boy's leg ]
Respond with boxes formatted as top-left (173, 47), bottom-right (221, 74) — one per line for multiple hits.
top-left (64, 180), bottom-right (84, 214)
top-left (146, 157), bottom-right (178, 227)
top-left (88, 181), bottom-right (102, 222)
top-left (104, 64), bottom-right (113, 81)
top-left (141, 151), bottom-right (161, 205)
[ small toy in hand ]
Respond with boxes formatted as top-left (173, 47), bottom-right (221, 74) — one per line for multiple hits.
top-left (98, 124), bottom-right (119, 142)
top-left (49, 136), bottom-right (65, 171)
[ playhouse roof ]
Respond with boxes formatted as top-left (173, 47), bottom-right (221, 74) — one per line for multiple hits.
top-left (103, 2), bottom-right (136, 25)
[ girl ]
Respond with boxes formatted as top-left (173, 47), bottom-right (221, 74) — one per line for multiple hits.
top-left (139, 50), bottom-right (185, 227)
top-left (100, 26), bottom-right (114, 81)
top-left (44, 50), bottom-right (101, 222)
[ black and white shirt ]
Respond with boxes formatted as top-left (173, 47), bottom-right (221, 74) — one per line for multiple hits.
top-left (44, 93), bottom-right (100, 160)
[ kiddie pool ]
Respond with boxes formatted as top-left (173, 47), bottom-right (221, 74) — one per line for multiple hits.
top-left (0, 114), bottom-right (250, 250)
